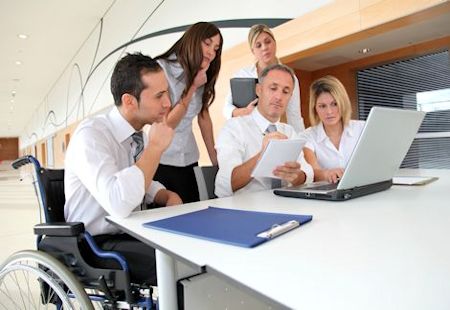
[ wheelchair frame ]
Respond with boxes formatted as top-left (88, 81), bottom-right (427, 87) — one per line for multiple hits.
top-left (0, 155), bottom-right (155, 310)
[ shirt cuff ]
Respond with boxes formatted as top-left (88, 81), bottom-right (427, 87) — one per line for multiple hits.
top-left (145, 180), bottom-right (166, 203)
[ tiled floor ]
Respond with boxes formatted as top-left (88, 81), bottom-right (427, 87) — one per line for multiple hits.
top-left (0, 161), bottom-right (39, 264)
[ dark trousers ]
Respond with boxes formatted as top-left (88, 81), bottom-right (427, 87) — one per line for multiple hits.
top-left (154, 163), bottom-right (200, 203)
top-left (94, 234), bottom-right (157, 285)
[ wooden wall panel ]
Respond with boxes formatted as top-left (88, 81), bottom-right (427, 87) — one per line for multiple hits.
top-left (0, 138), bottom-right (19, 160)
top-left (296, 70), bottom-right (313, 128)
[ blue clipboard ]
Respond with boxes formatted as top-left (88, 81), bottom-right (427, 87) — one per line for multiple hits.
top-left (143, 207), bottom-right (313, 248)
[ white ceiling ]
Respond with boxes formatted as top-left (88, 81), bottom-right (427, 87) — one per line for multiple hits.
top-left (0, 0), bottom-right (114, 137)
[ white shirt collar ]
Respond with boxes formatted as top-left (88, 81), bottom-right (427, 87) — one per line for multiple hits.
top-left (252, 108), bottom-right (278, 134)
top-left (108, 106), bottom-right (136, 144)
top-left (317, 121), bottom-right (357, 143)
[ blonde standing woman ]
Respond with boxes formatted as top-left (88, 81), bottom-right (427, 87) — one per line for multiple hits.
top-left (223, 24), bottom-right (305, 133)
top-left (303, 75), bottom-right (365, 183)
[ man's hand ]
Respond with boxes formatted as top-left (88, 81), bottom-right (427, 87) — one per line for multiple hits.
top-left (260, 131), bottom-right (287, 155)
top-left (273, 161), bottom-right (306, 186)
top-left (165, 191), bottom-right (183, 206)
top-left (148, 118), bottom-right (174, 153)
top-left (323, 168), bottom-right (344, 183)
top-left (154, 189), bottom-right (183, 206)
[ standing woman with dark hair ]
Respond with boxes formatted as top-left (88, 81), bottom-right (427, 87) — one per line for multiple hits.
top-left (154, 22), bottom-right (223, 203)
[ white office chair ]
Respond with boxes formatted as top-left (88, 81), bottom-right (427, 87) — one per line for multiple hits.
top-left (193, 165), bottom-right (218, 201)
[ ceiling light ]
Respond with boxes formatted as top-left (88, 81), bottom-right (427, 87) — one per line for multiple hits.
top-left (10, 99), bottom-right (14, 103)
top-left (15, 60), bottom-right (22, 65)
top-left (12, 90), bottom-right (16, 96)
top-left (17, 34), bottom-right (28, 39)
top-left (359, 48), bottom-right (371, 54)
top-left (10, 106), bottom-right (14, 111)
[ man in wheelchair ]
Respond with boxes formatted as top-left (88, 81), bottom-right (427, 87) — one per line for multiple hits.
top-left (1, 53), bottom-right (183, 309)
top-left (63, 52), bottom-right (182, 286)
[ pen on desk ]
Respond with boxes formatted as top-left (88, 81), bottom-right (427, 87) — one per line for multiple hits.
top-left (257, 220), bottom-right (299, 239)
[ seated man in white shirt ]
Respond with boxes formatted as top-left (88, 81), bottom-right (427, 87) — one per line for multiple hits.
top-left (215, 64), bottom-right (313, 197)
top-left (64, 53), bottom-right (182, 286)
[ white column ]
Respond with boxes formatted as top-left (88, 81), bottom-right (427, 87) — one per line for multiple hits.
top-left (155, 249), bottom-right (178, 310)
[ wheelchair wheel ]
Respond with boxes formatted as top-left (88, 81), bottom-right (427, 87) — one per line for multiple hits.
top-left (0, 250), bottom-right (94, 310)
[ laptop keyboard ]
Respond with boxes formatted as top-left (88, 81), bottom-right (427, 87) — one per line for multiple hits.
top-left (305, 183), bottom-right (338, 191)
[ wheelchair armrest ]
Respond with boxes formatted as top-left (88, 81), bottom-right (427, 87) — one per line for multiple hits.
top-left (34, 222), bottom-right (85, 236)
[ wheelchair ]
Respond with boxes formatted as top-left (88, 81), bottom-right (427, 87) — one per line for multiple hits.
top-left (0, 155), bottom-right (156, 309)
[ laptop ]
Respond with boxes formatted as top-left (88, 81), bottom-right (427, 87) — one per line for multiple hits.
top-left (274, 107), bottom-right (425, 201)
top-left (230, 78), bottom-right (258, 108)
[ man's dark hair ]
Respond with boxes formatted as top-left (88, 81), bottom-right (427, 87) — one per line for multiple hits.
top-left (110, 53), bottom-right (162, 106)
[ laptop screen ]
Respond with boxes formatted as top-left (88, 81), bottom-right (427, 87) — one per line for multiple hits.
top-left (337, 107), bottom-right (425, 190)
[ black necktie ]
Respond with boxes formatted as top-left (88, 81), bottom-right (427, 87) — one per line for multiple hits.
top-left (131, 131), bottom-right (144, 162)
top-left (265, 124), bottom-right (282, 189)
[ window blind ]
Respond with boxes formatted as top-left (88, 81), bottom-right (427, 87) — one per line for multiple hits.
top-left (357, 50), bottom-right (450, 168)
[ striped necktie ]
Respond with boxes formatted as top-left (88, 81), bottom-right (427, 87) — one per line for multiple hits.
top-left (131, 131), bottom-right (145, 210)
top-left (265, 124), bottom-right (277, 134)
top-left (265, 124), bottom-right (282, 189)
top-left (131, 131), bottom-right (144, 162)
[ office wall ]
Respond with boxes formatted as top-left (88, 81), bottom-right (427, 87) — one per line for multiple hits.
top-left (19, 0), bottom-right (448, 167)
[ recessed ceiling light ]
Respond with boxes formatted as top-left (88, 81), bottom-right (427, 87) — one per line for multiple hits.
top-left (15, 60), bottom-right (22, 65)
top-left (12, 90), bottom-right (16, 96)
top-left (358, 48), bottom-right (371, 54)
top-left (10, 106), bottom-right (14, 111)
top-left (10, 99), bottom-right (14, 103)
top-left (17, 34), bottom-right (28, 39)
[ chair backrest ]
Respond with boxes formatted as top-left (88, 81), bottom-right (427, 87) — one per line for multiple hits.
top-left (38, 168), bottom-right (66, 223)
top-left (12, 155), bottom-right (65, 223)
top-left (194, 166), bottom-right (219, 201)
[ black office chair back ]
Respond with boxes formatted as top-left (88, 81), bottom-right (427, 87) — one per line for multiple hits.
top-left (38, 168), bottom-right (65, 223)
top-left (194, 166), bottom-right (219, 200)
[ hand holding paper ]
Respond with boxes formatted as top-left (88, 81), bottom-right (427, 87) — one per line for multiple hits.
top-left (273, 161), bottom-right (305, 184)
top-left (251, 139), bottom-right (305, 178)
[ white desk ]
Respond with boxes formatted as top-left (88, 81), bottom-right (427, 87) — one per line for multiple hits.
top-left (107, 169), bottom-right (450, 310)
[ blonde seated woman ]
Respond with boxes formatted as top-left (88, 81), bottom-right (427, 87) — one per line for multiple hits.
top-left (303, 75), bottom-right (365, 183)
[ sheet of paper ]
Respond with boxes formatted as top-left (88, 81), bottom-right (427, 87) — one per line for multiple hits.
top-left (251, 139), bottom-right (304, 179)
top-left (392, 176), bottom-right (438, 185)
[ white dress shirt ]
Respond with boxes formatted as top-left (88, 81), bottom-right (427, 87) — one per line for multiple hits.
top-left (303, 120), bottom-right (365, 169)
top-left (223, 64), bottom-right (305, 133)
top-left (157, 55), bottom-right (204, 166)
top-left (215, 109), bottom-right (313, 198)
top-left (64, 107), bottom-right (165, 235)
